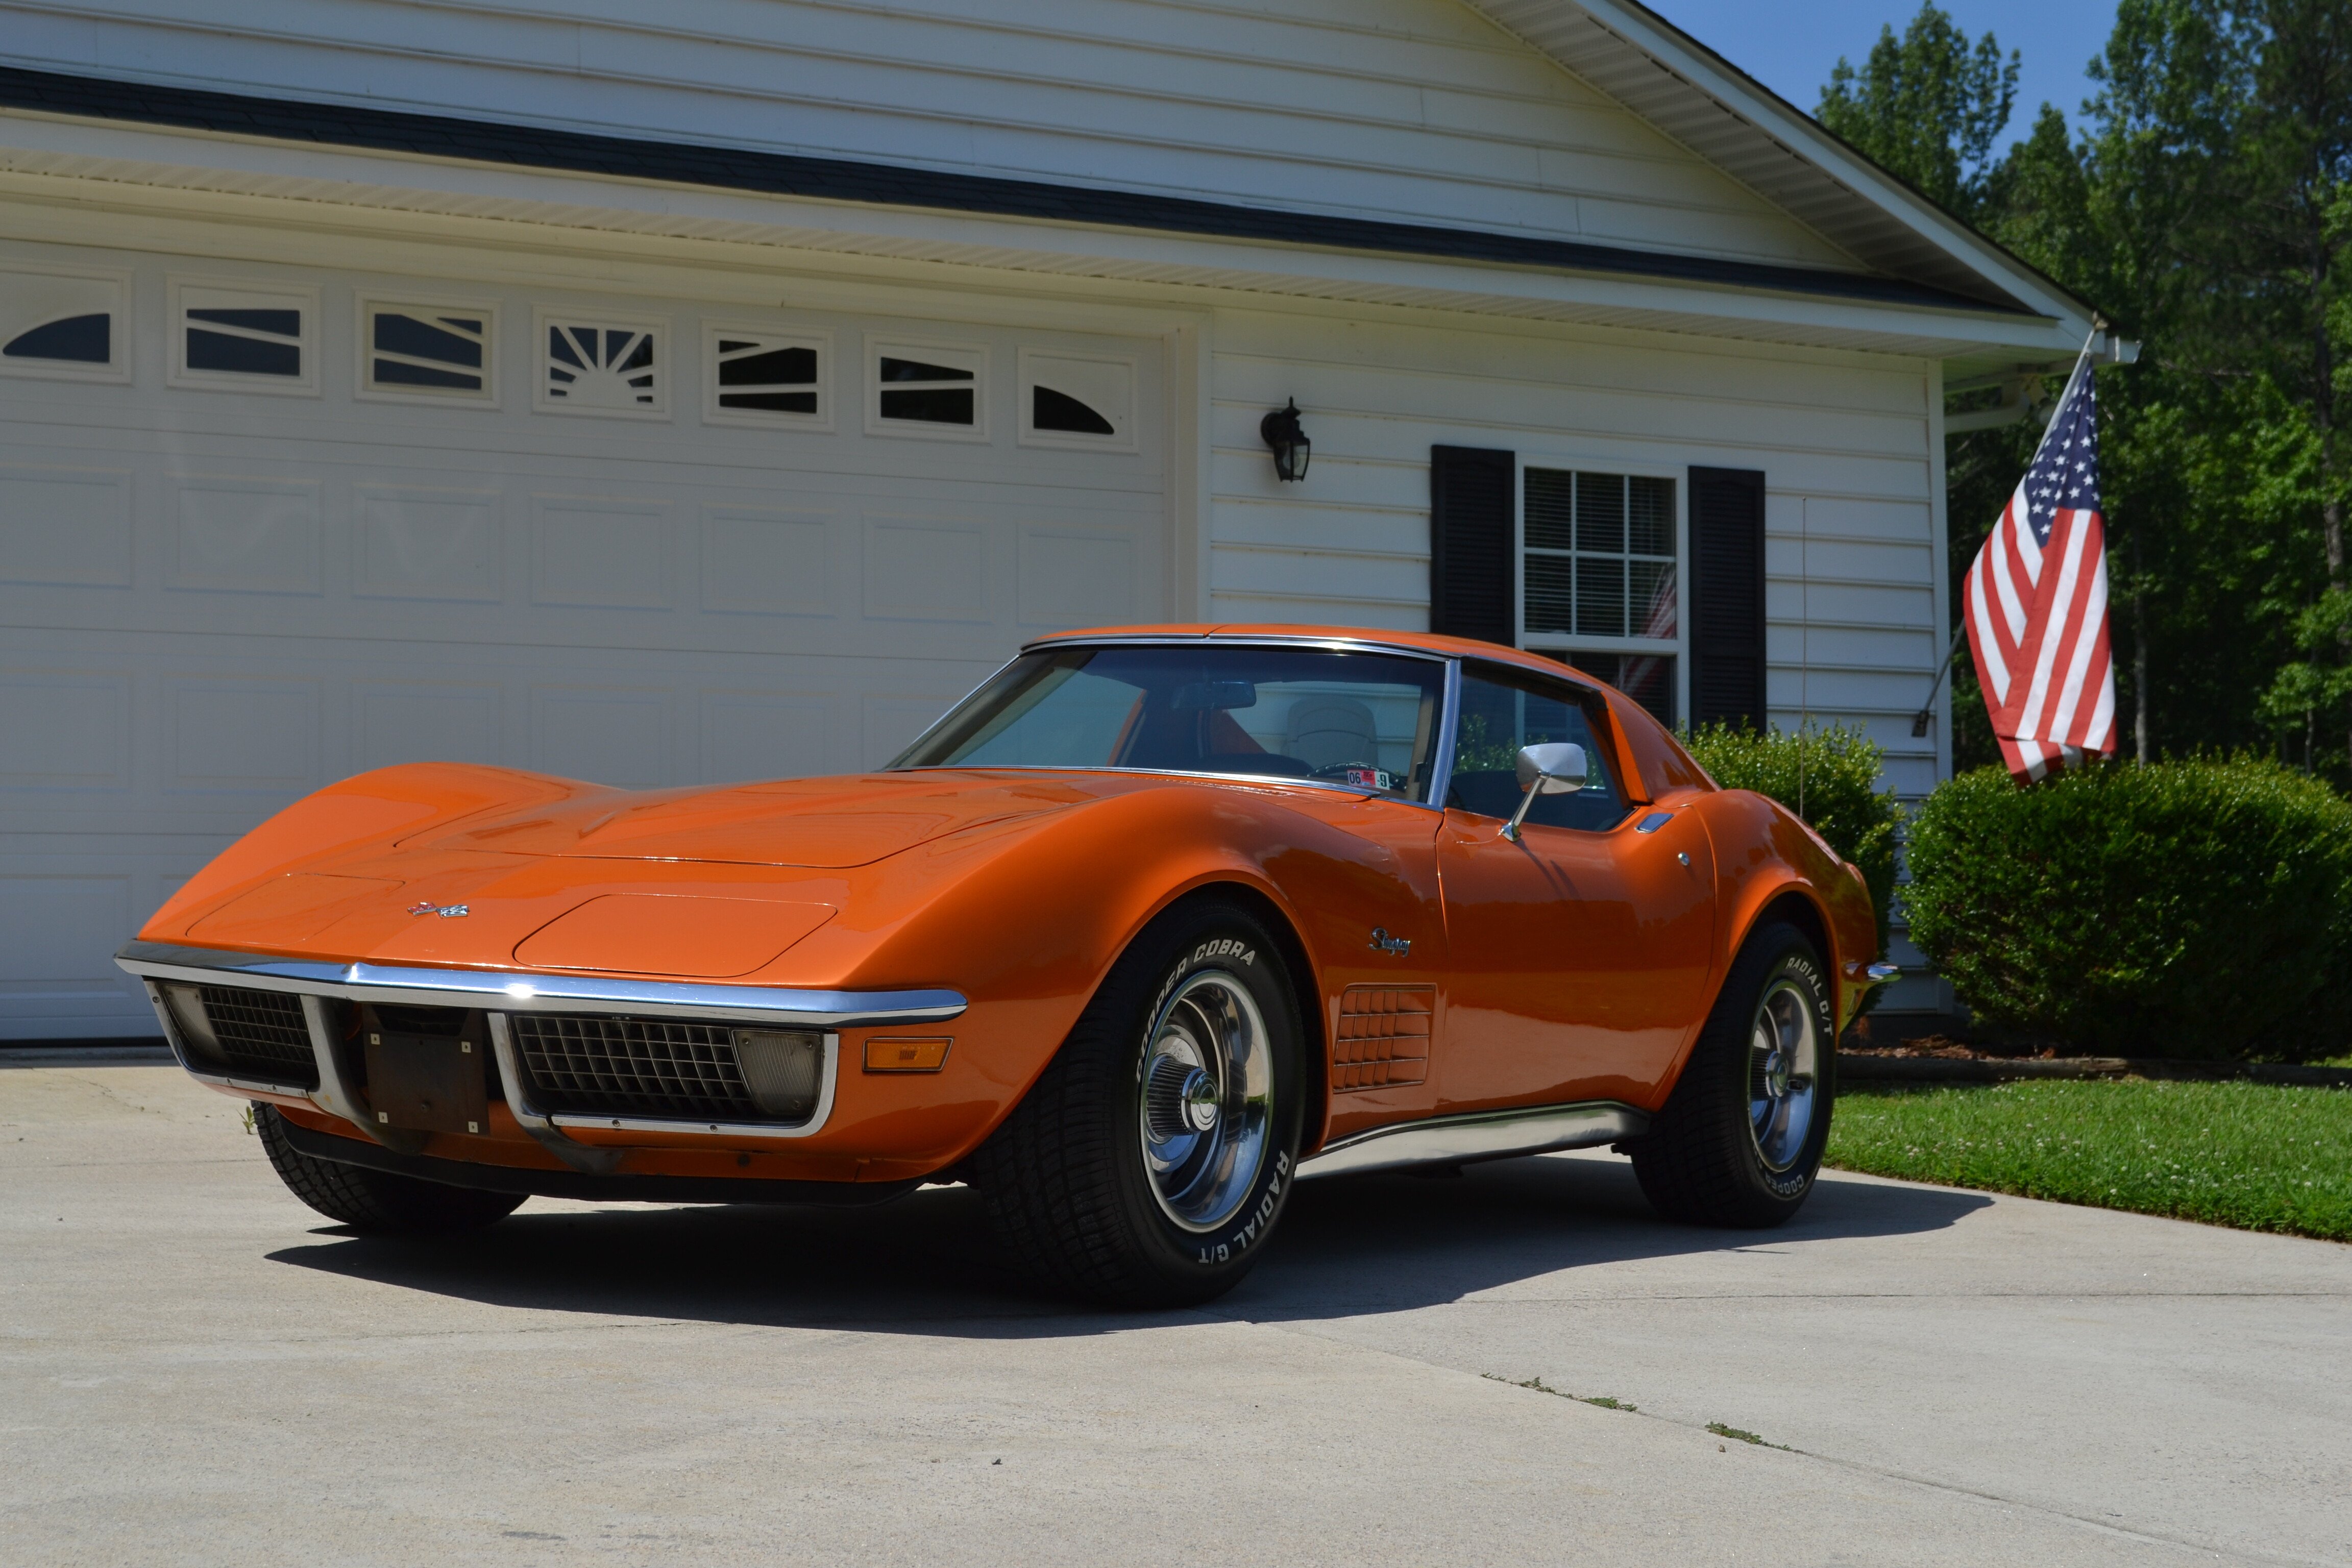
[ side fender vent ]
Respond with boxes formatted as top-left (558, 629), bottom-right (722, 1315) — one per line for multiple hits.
top-left (1333, 985), bottom-right (1434, 1091)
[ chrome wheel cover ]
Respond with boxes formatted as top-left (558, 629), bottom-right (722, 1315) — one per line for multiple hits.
top-left (1138, 971), bottom-right (1272, 1233)
top-left (1747, 976), bottom-right (1821, 1173)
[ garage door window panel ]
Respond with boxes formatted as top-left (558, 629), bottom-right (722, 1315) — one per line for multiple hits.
top-left (1018, 349), bottom-right (1136, 450)
top-left (868, 340), bottom-right (986, 440)
top-left (706, 326), bottom-right (828, 426)
top-left (169, 279), bottom-right (317, 396)
top-left (537, 313), bottom-right (667, 419)
top-left (360, 300), bottom-right (494, 404)
top-left (0, 266), bottom-right (126, 383)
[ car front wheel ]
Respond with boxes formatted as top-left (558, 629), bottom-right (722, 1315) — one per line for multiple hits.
top-left (1630, 920), bottom-right (1835, 1228)
top-left (254, 1104), bottom-right (526, 1233)
top-left (970, 898), bottom-right (1304, 1307)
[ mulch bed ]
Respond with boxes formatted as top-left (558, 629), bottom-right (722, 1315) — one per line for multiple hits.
top-left (1838, 1033), bottom-right (2352, 1088)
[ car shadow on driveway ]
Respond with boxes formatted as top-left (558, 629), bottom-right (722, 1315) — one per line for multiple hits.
top-left (265, 1154), bottom-right (1991, 1335)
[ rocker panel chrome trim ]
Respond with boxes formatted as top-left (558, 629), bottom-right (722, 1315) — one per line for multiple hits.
top-left (115, 941), bottom-right (965, 1027)
top-left (1296, 1099), bottom-right (1650, 1180)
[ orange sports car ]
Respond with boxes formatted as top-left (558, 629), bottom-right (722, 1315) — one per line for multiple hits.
top-left (119, 626), bottom-right (1892, 1305)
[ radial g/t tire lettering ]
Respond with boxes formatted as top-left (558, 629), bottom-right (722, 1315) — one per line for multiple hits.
top-left (253, 1104), bottom-right (525, 1233)
top-left (969, 897), bottom-right (1305, 1307)
top-left (1630, 921), bottom-right (1835, 1228)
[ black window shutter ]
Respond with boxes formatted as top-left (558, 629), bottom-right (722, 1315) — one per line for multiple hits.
top-left (1429, 446), bottom-right (1515, 646)
top-left (1687, 465), bottom-right (1767, 730)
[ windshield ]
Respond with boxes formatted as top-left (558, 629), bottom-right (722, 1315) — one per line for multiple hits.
top-left (893, 644), bottom-right (1448, 802)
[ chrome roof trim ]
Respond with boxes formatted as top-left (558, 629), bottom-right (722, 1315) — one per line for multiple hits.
top-left (115, 941), bottom-right (967, 1027)
top-left (1017, 630), bottom-right (1456, 664)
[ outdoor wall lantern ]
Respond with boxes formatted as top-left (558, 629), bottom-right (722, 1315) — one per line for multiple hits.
top-left (1260, 398), bottom-right (1311, 482)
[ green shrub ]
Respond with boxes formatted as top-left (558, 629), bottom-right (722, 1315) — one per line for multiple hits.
top-left (1904, 759), bottom-right (2352, 1061)
top-left (1682, 722), bottom-right (1902, 956)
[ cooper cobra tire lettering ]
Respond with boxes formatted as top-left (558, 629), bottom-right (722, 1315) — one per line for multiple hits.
top-left (970, 897), bottom-right (1301, 1307)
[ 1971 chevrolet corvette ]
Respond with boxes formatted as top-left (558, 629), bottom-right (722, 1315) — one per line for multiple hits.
top-left (118, 626), bottom-right (1893, 1305)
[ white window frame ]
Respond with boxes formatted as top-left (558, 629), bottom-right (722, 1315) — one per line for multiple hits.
top-left (532, 308), bottom-right (670, 421)
top-left (702, 321), bottom-right (831, 431)
top-left (0, 262), bottom-right (131, 384)
top-left (1514, 451), bottom-right (1689, 728)
top-left (167, 276), bottom-right (320, 397)
top-left (355, 293), bottom-right (498, 408)
top-left (865, 335), bottom-right (989, 443)
top-left (1016, 347), bottom-right (1138, 452)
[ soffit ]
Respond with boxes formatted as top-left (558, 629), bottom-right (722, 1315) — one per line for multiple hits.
top-left (0, 115), bottom-right (2080, 369)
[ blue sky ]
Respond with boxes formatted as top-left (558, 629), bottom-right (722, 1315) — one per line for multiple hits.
top-left (1643, 1), bottom-right (2120, 151)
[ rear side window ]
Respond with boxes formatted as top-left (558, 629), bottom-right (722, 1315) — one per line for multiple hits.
top-left (1447, 666), bottom-right (1628, 831)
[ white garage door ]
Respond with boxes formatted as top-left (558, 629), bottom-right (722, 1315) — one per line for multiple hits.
top-left (0, 240), bottom-right (1167, 1038)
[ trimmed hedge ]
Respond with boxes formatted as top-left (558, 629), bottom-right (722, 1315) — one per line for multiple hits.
top-left (1904, 760), bottom-right (2352, 1061)
top-left (1683, 722), bottom-right (1902, 957)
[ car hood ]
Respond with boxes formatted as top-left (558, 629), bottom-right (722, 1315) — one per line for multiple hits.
top-left (413, 772), bottom-right (1095, 869)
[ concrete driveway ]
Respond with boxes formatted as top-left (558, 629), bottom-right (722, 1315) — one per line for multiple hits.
top-left (5, 1063), bottom-right (2346, 1567)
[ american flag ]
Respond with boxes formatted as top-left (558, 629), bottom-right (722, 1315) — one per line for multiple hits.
top-left (1963, 352), bottom-right (2116, 782)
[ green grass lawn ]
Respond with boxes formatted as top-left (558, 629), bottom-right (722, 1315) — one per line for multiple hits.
top-left (1826, 1079), bottom-right (2352, 1242)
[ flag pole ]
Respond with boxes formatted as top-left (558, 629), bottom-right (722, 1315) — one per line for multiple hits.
top-left (1909, 626), bottom-right (1965, 738)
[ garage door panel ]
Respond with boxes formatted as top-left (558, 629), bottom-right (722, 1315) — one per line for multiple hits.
top-left (701, 689), bottom-right (836, 783)
top-left (356, 682), bottom-right (504, 771)
top-left (529, 495), bottom-right (673, 610)
top-left (2, 669), bottom-right (130, 788)
top-left (530, 685), bottom-right (673, 789)
top-left (1019, 524), bottom-right (1139, 629)
top-left (168, 678), bottom-right (322, 793)
top-left (860, 516), bottom-right (992, 624)
top-left (700, 506), bottom-right (836, 617)
top-left (354, 486), bottom-right (504, 602)
top-left (0, 463), bottom-right (133, 587)
top-left (172, 477), bottom-right (323, 595)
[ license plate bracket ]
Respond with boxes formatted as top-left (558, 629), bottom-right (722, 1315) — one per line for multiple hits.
top-left (363, 1029), bottom-right (490, 1135)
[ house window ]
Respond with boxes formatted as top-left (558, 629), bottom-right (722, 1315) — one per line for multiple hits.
top-left (705, 326), bottom-right (826, 426)
top-left (536, 312), bottom-right (667, 418)
top-left (868, 339), bottom-right (986, 439)
top-left (1522, 467), bottom-right (1679, 725)
top-left (168, 279), bottom-right (317, 395)
top-left (0, 267), bottom-right (126, 381)
top-left (360, 301), bottom-right (494, 403)
top-left (1019, 349), bottom-right (1135, 449)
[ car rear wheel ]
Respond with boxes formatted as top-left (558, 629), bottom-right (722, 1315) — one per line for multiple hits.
top-left (253, 1104), bottom-right (525, 1233)
top-left (969, 898), bottom-right (1304, 1307)
top-left (1630, 921), bottom-right (1835, 1228)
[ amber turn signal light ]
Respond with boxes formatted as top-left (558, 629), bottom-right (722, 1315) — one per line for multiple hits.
top-left (863, 1037), bottom-right (951, 1073)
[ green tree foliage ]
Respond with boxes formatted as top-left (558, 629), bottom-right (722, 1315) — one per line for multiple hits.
top-left (1681, 723), bottom-right (1904, 956)
top-left (1871, 2), bottom-right (2352, 780)
top-left (1818, 4), bottom-right (2020, 218)
top-left (1904, 758), bottom-right (2352, 1059)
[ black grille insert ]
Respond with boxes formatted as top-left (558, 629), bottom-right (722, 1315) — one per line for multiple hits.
top-left (198, 985), bottom-right (320, 1088)
top-left (512, 1014), bottom-right (766, 1121)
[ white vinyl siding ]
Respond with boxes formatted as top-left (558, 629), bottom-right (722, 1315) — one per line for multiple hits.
top-left (1205, 307), bottom-right (1944, 798)
top-left (0, 0), bottom-right (1860, 275)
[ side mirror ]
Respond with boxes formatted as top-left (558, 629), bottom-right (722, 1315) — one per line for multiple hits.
top-left (1504, 742), bottom-right (1587, 841)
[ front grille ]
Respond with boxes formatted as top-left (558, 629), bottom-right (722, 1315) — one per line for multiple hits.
top-left (511, 1014), bottom-right (773, 1121)
top-left (198, 986), bottom-right (320, 1088)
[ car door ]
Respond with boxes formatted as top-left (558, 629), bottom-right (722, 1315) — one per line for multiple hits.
top-left (1434, 663), bottom-right (1717, 1112)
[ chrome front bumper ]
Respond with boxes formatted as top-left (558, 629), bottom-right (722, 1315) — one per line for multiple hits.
top-left (115, 940), bottom-right (967, 1170)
